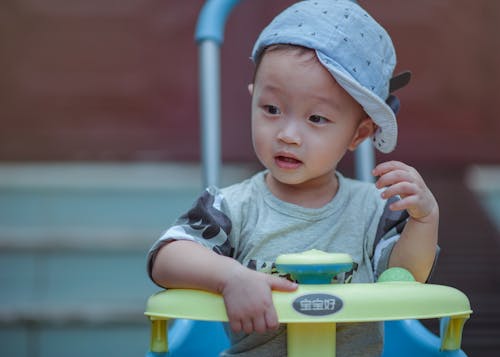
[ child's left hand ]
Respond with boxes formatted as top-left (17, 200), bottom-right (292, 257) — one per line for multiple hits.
top-left (373, 161), bottom-right (438, 223)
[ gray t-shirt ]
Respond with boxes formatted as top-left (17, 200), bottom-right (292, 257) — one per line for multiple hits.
top-left (147, 171), bottom-right (408, 356)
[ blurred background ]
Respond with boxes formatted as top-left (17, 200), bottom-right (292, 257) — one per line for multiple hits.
top-left (0, 0), bottom-right (498, 356)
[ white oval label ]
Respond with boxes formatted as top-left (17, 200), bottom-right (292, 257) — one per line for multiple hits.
top-left (292, 293), bottom-right (343, 316)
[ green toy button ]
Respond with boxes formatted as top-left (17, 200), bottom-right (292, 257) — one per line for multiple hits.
top-left (377, 267), bottom-right (415, 282)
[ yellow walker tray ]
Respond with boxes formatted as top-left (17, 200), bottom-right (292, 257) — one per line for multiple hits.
top-left (144, 250), bottom-right (471, 356)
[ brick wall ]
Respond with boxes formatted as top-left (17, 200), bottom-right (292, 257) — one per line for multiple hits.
top-left (0, 0), bottom-right (498, 166)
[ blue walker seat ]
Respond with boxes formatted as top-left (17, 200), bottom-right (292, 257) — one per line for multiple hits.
top-left (146, 319), bottom-right (468, 357)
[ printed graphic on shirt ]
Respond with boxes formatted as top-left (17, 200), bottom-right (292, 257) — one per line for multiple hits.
top-left (181, 190), bottom-right (232, 239)
top-left (178, 190), bottom-right (234, 256)
top-left (372, 196), bottom-right (409, 278)
top-left (374, 196), bottom-right (409, 244)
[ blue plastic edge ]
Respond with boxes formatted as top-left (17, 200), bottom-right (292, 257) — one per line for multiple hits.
top-left (145, 352), bottom-right (168, 357)
top-left (383, 320), bottom-right (467, 357)
top-left (168, 320), bottom-right (229, 357)
top-left (195, 0), bottom-right (242, 44)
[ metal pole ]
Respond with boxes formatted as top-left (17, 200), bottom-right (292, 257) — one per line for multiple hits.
top-left (195, 0), bottom-right (241, 189)
top-left (355, 139), bottom-right (375, 183)
top-left (199, 40), bottom-right (221, 188)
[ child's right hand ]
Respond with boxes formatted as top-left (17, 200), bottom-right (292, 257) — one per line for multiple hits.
top-left (221, 265), bottom-right (298, 334)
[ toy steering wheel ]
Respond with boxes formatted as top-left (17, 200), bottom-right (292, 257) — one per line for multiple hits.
top-left (275, 249), bottom-right (354, 284)
top-left (145, 250), bottom-right (471, 357)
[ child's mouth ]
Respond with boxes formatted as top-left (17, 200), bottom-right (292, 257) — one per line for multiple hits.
top-left (275, 155), bottom-right (302, 169)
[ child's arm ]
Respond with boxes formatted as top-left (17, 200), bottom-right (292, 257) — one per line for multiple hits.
top-left (151, 240), bottom-right (298, 333)
top-left (373, 161), bottom-right (439, 283)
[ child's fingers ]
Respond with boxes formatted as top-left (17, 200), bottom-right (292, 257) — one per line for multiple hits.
top-left (372, 160), bottom-right (409, 176)
top-left (265, 309), bottom-right (280, 331)
top-left (375, 169), bottom-right (415, 190)
top-left (229, 319), bottom-right (242, 333)
top-left (381, 181), bottom-right (418, 200)
top-left (252, 316), bottom-right (267, 334)
top-left (267, 275), bottom-right (298, 292)
top-left (242, 318), bottom-right (255, 334)
top-left (388, 195), bottom-right (419, 211)
top-left (225, 274), bottom-right (291, 334)
top-left (230, 310), bottom-right (277, 334)
top-left (374, 160), bottom-right (438, 220)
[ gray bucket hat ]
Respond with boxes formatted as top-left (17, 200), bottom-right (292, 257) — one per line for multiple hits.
top-left (252, 0), bottom-right (400, 153)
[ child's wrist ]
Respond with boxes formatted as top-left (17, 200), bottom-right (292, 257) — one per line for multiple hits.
top-left (217, 259), bottom-right (247, 294)
top-left (410, 204), bottom-right (439, 225)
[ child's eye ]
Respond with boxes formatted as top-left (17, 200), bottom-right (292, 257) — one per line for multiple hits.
top-left (263, 105), bottom-right (281, 115)
top-left (309, 115), bottom-right (330, 124)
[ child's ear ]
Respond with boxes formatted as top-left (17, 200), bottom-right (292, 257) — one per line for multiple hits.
top-left (247, 83), bottom-right (254, 96)
top-left (348, 118), bottom-right (376, 151)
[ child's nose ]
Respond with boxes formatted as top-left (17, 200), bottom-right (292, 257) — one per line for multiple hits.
top-left (277, 120), bottom-right (302, 146)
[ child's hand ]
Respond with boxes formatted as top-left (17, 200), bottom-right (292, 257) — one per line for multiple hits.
top-left (373, 161), bottom-right (438, 223)
top-left (221, 266), bottom-right (297, 334)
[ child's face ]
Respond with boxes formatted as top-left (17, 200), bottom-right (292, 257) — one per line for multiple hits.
top-left (250, 48), bottom-right (373, 190)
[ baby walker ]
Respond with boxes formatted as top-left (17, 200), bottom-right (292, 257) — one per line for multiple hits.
top-left (144, 1), bottom-right (472, 356)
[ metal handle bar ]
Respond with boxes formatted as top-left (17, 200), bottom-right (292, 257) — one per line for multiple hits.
top-left (195, 0), bottom-right (242, 44)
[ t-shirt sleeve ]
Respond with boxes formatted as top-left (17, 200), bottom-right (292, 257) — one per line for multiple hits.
top-left (371, 196), bottom-right (409, 279)
top-left (146, 186), bottom-right (234, 282)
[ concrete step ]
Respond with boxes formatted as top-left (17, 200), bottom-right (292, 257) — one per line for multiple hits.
top-left (0, 250), bottom-right (158, 316)
top-left (1, 324), bottom-right (151, 357)
top-left (0, 162), bottom-right (255, 357)
top-left (0, 248), bottom-right (156, 357)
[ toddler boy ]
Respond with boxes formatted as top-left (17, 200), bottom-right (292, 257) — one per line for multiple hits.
top-left (147, 1), bottom-right (439, 355)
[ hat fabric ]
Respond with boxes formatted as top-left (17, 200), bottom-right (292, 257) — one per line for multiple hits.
top-left (251, 0), bottom-right (398, 153)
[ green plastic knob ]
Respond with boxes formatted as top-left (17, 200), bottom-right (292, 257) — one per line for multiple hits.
top-left (377, 267), bottom-right (415, 282)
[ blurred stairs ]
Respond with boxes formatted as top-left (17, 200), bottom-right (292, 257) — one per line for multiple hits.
top-left (0, 163), bottom-right (252, 357)
top-left (1, 163), bottom-right (498, 356)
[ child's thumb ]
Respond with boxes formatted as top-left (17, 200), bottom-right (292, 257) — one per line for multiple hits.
top-left (267, 275), bottom-right (298, 292)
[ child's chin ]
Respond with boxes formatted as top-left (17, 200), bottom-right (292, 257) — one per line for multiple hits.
top-left (269, 172), bottom-right (307, 186)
